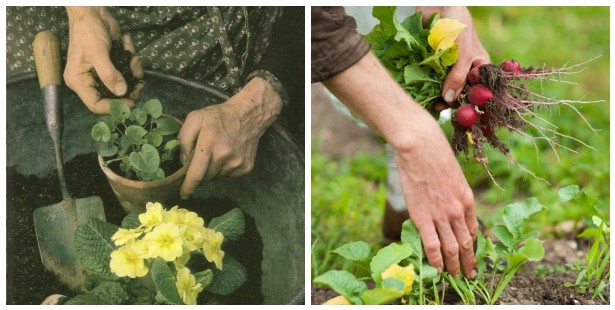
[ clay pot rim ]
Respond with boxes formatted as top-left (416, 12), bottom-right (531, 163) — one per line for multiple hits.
top-left (97, 113), bottom-right (188, 189)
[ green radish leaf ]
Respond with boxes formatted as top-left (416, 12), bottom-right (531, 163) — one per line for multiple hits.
top-left (332, 241), bottom-right (371, 262)
top-left (151, 258), bottom-right (182, 305)
top-left (493, 224), bottom-right (514, 249)
top-left (209, 208), bottom-right (245, 241)
top-left (125, 125), bottom-right (147, 145)
top-left (502, 198), bottom-right (544, 241)
top-left (110, 99), bottom-right (130, 122)
top-left (558, 185), bottom-right (580, 202)
top-left (313, 270), bottom-right (366, 305)
top-left (143, 98), bottom-right (163, 118)
top-left (74, 218), bottom-right (119, 281)
top-left (518, 238), bottom-right (544, 261)
top-left (370, 243), bottom-right (413, 285)
top-left (91, 122), bottom-right (111, 142)
top-left (129, 144), bottom-right (160, 173)
top-left (155, 116), bottom-right (181, 135)
top-left (205, 256), bottom-right (247, 296)
top-left (361, 287), bottom-right (404, 305)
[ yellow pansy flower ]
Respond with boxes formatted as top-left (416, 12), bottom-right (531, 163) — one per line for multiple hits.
top-left (202, 228), bottom-right (225, 270)
top-left (139, 202), bottom-right (165, 230)
top-left (381, 263), bottom-right (416, 295)
top-left (427, 18), bottom-right (466, 51)
top-left (143, 223), bottom-right (184, 261)
top-left (111, 227), bottom-right (143, 246)
top-left (175, 267), bottom-right (203, 305)
top-left (109, 240), bottom-right (148, 278)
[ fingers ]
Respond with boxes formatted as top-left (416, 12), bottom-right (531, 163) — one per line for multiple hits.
top-left (435, 222), bottom-right (461, 276)
top-left (88, 45), bottom-right (127, 97)
top-left (177, 111), bottom-right (203, 165)
top-left (416, 220), bottom-right (444, 273)
top-left (451, 217), bottom-right (477, 279)
top-left (180, 142), bottom-right (211, 200)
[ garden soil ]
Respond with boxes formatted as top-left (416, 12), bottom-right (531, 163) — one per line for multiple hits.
top-left (311, 238), bottom-right (610, 305)
top-left (6, 153), bottom-right (263, 305)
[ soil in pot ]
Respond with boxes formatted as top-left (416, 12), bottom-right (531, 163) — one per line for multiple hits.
top-left (6, 153), bottom-right (264, 305)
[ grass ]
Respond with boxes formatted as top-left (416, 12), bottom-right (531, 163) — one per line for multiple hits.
top-left (312, 6), bottom-right (610, 280)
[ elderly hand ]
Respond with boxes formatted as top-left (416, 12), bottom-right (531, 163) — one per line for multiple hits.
top-left (177, 77), bottom-right (283, 199)
top-left (417, 6), bottom-right (490, 104)
top-left (64, 6), bottom-right (143, 114)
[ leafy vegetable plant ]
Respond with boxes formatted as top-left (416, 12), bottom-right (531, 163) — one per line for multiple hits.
top-left (66, 202), bottom-right (247, 305)
top-left (91, 99), bottom-right (181, 181)
top-left (445, 198), bottom-right (546, 305)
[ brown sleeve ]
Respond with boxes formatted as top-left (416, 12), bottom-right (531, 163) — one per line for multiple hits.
top-left (311, 7), bottom-right (371, 83)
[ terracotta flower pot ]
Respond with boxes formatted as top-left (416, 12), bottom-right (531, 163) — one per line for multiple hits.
top-left (98, 114), bottom-right (188, 213)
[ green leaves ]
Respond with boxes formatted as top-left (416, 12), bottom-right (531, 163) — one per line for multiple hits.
top-left (151, 258), bottom-right (182, 305)
top-left (74, 218), bottom-right (120, 281)
top-left (332, 241), bottom-right (371, 262)
top-left (366, 7), bottom-right (462, 107)
top-left (205, 257), bottom-right (247, 296)
top-left (208, 208), bottom-right (245, 241)
top-left (92, 98), bottom-right (182, 182)
top-left (370, 243), bottom-right (413, 284)
top-left (313, 270), bottom-right (366, 305)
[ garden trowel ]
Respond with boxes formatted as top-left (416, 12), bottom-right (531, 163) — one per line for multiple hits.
top-left (32, 30), bottom-right (106, 292)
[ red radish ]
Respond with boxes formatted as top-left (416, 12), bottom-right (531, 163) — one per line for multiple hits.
top-left (453, 105), bottom-right (478, 129)
top-left (501, 59), bottom-right (521, 74)
top-left (468, 84), bottom-right (493, 108)
top-left (432, 100), bottom-right (448, 112)
top-left (467, 67), bottom-right (480, 84)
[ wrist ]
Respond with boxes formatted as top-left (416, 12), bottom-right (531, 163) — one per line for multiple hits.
top-left (226, 77), bottom-right (282, 129)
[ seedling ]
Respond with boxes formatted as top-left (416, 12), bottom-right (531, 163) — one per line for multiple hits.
top-left (91, 99), bottom-right (181, 181)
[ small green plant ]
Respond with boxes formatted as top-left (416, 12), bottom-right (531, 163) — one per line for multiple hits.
top-left (532, 264), bottom-right (566, 277)
top-left (65, 202), bottom-right (247, 305)
top-left (565, 215), bottom-right (610, 301)
top-left (91, 99), bottom-right (181, 181)
top-left (312, 221), bottom-right (441, 305)
top-left (445, 198), bottom-right (546, 305)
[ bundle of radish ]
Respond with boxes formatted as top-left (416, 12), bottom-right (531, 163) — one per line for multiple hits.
top-left (366, 6), bottom-right (601, 187)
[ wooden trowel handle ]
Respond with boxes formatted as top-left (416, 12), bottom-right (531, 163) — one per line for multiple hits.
top-left (33, 30), bottom-right (62, 88)
top-left (33, 30), bottom-right (71, 201)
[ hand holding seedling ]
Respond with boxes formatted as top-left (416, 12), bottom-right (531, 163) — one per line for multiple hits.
top-left (65, 7), bottom-right (144, 114)
top-left (177, 77), bottom-right (282, 199)
top-left (416, 6), bottom-right (490, 104)
top-left (322, 52), bottom-right (478, 279)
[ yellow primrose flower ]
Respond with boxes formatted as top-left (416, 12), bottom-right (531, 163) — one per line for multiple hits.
top-left (163, 206), bottom-right (185, 225)
top-left (381, 263), bottom-right (416, 295)
top-left (111, 227), bottom-right (143, 246)
top-left (427, 18), bottom-right (466, 51)
top-left (139, 202), bottom-right (165, 230)
top-left (181, 225), bottom-right (204, 252)
top-left (175, 267), bottom-right (203, 305)
top-left (109, 240), bottom-right (148, 278)
top-left (175, 250), bottom-right (192, 268)
top-left (143, 223), bottom-right (183, 261)
top-left (183, 211), bottom-right (205, 227)
top-left (323, 295), bottom-right (351, 305)
top-left (202, 228), bottom-right (224, 270)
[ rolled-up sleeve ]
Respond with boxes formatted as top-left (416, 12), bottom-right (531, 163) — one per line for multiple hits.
top-left (311, 7), bottom-right (371, 83)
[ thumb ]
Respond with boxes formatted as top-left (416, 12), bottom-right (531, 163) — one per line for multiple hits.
top-left (89, 48), bottom-right (127, 97)
top-left (442, 58), bottom-right (472, 103)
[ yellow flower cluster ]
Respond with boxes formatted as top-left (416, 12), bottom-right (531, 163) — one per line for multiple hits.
top-left (109, 202), bottom-right (225, 304)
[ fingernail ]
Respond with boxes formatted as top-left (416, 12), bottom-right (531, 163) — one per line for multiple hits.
top-left (437, 266), bottom-right (443, 274)
top-left (180, 193), bottom-right (189, 200)
top-left (444, 89), bottom-right (456, 103)
top-left (114, 82), bottom-right (127, 96)
top-left (470, 269), bottom-right (478, 279)
top-left (180, 153), bottom-right (186, 165)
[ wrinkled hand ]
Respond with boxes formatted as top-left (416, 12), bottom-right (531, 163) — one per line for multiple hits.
top-left (177, 77), bottom-right (282, 199)
top-left (417, 6), bottom-right (490, 103)
top-left (64, 6), bottom-right (143, 114)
